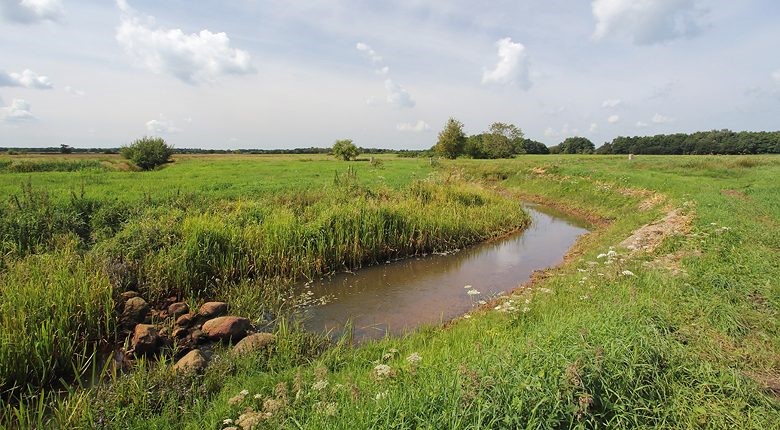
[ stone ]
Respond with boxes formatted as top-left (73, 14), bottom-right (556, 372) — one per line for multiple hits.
top-left (122, 297), bottom-right (149, 325)
top-left (172, 327), bottom-right (188, 339)
top-left (175, 313), bottom-right (194, 327)
top-left (131, 324), bottom-right (160, 355)
top-left (120, 291), bottom-right (139, 300)
top-left (168, 302), bottom-right (189, 317)
top-left (198, 301), bottom-right (227, 319)
top-left (173, 349), bottom-right (207, 373)
top-left (202, 316), bottom-right (251, 342)
top-left (232, 333), bottom-right (276, 356)
top-left (190, 329), bottom-right (206, 344)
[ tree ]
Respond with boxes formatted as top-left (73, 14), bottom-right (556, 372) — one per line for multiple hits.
top-left (120, 137), bottom-right (174, 170)
top-left (559, 137), bottom-right (595, 154)
top-left (481, 122), bottom-right (523, 158)
top-left (520, 138), bottom-right (549, 154)
top-left (332, 139), bottom-right (359, 160)
top-left (433, 118), bottom-right (466, 159)
top-left (59, 144), bottom-right (72, 154)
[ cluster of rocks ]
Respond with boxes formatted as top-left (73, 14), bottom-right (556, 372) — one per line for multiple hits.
top-left (118, 292), bottom-right (275, 373)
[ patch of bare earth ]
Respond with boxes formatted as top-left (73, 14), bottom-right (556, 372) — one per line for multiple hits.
top-left (619, 208), bottom-right (693, 255)
top-left (721, 189), bottom-right (750, 201)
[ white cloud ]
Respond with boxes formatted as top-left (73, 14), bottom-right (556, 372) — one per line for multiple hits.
top-left (356, 42), bottom-right (383, 64)
top-left (636, 121), bottom-right (649, 128)
top-left (384, 79), bottom-right (415, 108)
top-left (481, 37), bottom-right (530, 89)
top-left (1, 98), bottom-right (36, 123)
top-left (601, 98), bottom-right (621, 108)
top-left (116, 1), bottom-right (255, 85)
top-left (544, 124), bottom-right (578, 139)
top-left (607, 114), bottom-right (620, 123)
top-left (64, 86), bottom-right (85, 96)
top-left (0, 69), bottom-right (53, 89)
top-left (146, 115), bottom-right (181, 134)
top-left (651, 113), bottom-right (674, 123)
top-left (589, 122), bottom-right (598, 133)
top-left (0, 0), bottom-right (64, 24)
top-left (592, 0), bottom-right (704, 45)
top-left (396, 120), bottom-right (430, 132)
top-left (773, 70), bottom-right (780, 83)
top-left (356, 42), bottom-right (415, 109)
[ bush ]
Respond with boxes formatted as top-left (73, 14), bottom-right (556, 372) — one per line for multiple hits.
top-left (332, 139), bottom-right (359, 161)
top-left (120, 137), bottom-right (173, 170)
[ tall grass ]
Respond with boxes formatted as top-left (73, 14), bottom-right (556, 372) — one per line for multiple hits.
top-left (0, 159), bottom-right (107, 173)
top-left (0, 244), bottom-right (114, 393)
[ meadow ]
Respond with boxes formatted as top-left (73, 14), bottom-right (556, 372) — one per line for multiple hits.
top-left (0, 153), bottom-right (778, 428)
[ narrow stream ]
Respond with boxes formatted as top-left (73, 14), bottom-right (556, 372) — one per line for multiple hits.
top-left (296, 203), bottom-right (589, 342)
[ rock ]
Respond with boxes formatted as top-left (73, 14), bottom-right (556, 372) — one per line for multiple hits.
top-left (202, 316), bottom-right (251, 342)
top-left (131, 324), bottom-right (160, 355)
top-left (168, 302), bottom-right (189, 317)
top-left (122, 297), bottom-right (149, 325)
top-left (120, 291), bottom-right (139, 300)
top-left (232, 333), bottom-right (275, 356)
top-left (172, 327), bottom-right (188, 339)
top-left (175, 313), bottom-right (194, 328)
top-left (198, 301), bottom-right (228, 319)
top-left (173, 349), bottom-right (207, 373)
top-left (190, 329), bottom-right (206, 344)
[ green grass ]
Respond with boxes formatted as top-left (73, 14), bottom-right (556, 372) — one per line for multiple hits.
top-left (2, 154), bottom-right (779, 428)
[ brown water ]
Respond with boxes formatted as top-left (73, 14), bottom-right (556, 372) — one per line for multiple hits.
top-left (296, 203), bottom-right (589, 342)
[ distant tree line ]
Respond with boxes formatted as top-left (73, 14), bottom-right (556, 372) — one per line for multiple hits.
top-left (597, 130), bottom-right (780, 155)
top-left (432, 118), bottom-right (549, 159)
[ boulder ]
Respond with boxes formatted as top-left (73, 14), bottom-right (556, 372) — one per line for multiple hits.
top-left (232, 333), bottom-right (276, 356)
top-left (120, 291), bottom-right (139, 300)
top-left (173, 349), bottom-right (207, 373)
top-left (175, 313), bottom-right (194, 328)
top-left (202, 316), bottom-right (251, 342)
top-left (168, 302), bottom-right (189, 317)
top-left (122, 297), bottom-right (149, 325)
top-left (131, 324), bottom-right (160, 355)
top-left (198, 301), bottom-right (227, 319)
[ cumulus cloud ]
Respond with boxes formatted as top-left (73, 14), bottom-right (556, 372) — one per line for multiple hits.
top-left (636, 121), bottom-right (649, 128)
top-left (146, 115), bottom-right (181, 134)
top-left (592, 0), bottom-right (704, 45)
top-left (589, 123), bottom-right (598, 133)
top-left (356, 42), bottom-right (383, 64)
top-left (481, 37), bottom-right (530, 89)
top-left (652, 113), bottom-right (674, 123)
top-left (544, 124), bottom-right (578, 139)
top-left (396, 120), bottom-right (430, 132)
top-left (601, 98), bottom-right (621, 108)
top-left (116, 0), bottom-right (255, 85)
top-left (384, 79), bottom-right (415, 108)
top-left (0, 0), bottom-right (64, 24)
top-left (356, 42), bottom-right (415, 109)
top-left (1, 98), bottom-right (36, 123)
top-left (607, 114), bottom-right (620, 123)
top-left (0, 69), bottom-right (53, 89)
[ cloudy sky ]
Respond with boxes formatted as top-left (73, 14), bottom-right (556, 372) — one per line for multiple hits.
top-left (1, 0), bottom-right (778, 149)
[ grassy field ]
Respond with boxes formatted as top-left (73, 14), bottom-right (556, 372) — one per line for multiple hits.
top-left (1, 154), bottom-right (778, 428)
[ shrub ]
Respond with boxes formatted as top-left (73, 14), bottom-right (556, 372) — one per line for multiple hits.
top-left (120, 137), bottom-right (173, 170)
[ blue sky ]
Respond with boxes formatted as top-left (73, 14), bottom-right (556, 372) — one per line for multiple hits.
top-left (1, 0), bottom-right (779, 149)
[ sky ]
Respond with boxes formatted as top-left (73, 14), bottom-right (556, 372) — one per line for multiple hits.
top-left (1, 0), bottom-right (779, 150)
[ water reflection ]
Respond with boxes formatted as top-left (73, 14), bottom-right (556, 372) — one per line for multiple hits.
top-left (296, 203), bottom-right (589, 342)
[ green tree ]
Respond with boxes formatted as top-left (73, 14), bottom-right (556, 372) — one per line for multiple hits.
top-left (559, 137), bottom-right (595, 154)
top-left (59, 144), bottom-right (72, 154)
top-left (120, 137), bottom-right (173, 170)
top-left (433, 118), bottom-right (466, 159)
top-left (520, 138), bottom-right (549, 154)
top-left (332, 139), bottom-right (359, 161)
top-left (481, 122), bottom-right (523, 158)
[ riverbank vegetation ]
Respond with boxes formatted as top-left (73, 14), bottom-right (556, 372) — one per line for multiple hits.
top-left (1, 153), bottom-right (778, 428)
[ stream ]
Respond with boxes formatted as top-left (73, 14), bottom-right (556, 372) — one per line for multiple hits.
top-left (296, 203), bottom-right (589, 342)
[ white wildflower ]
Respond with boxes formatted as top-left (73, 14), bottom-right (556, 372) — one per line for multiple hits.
top-left (253, 394), bottom-right (263, 400)
top-left (621, 270), bottom-right (635, 276)
top-left (597, 253), bottom-right (607, 259)
top-left (375, 391), bottom-right (388, 400)
top-left (406, 352), bottom-right (422, 366)
top-left (607, 250), bottom-right (618, 257)
top-left (522, 306), bottom-right (530, 313)
top-left (464, 285), bottom-right (472, 289)
top-left (467, 289), bottom-right (480, 296)
top-left (223, 418), bottom-right (234, 425)
top-left (239, 389), bottom-right (249, 396)
top-left (312, 380), bottom-right (329, 391)
top-left (580, 295), bottom-right (589, 300)
top-left (374, 364), bottom-right (392, 378)
top-left (463, 314), bottom-right (472, 319)
top-left (478, 300), bottom-right (486, 305)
